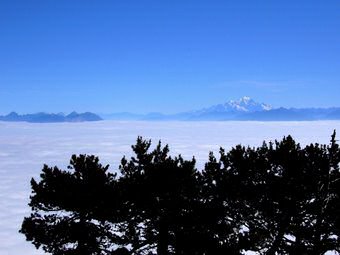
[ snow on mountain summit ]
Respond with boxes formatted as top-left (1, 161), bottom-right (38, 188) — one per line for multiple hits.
top-left (228, 96), bottom-right (272, 112)
top-left (202, 97), bottom-right (272, 113)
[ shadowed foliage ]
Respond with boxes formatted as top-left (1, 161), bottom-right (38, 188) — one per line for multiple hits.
top-left (20, 155), bottom-right (121, 255)
top-left (21, 133), bottom-right (340, 254)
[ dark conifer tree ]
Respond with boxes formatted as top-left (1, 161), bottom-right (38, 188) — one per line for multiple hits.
top-left (20, 154), bottom-right (123, 255)
top-left (198, 150), bottom-right (246, 254)
top-left (287, 131), bottom-right (340, 254)
top-left (118, 137), bottom-right (199, 255)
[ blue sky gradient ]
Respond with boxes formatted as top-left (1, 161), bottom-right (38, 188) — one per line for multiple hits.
top-left (1, 0), bottom-right (339, 114)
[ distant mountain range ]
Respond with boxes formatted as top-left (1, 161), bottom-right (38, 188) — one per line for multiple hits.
top-left (102, 97), bottom-right (340, 121)
top-left (3, 97), bottom-right (340, 123)
top-left (0, 112), bottom-right (102, 123)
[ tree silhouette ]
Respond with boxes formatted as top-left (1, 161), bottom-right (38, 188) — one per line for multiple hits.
top-left (21, 134), bottom-right (340, 254)
top-left (20, 154), bottom-right (122, 255)
top-left (118, 137), bottom-right (199, 255)
top-left (205, 133), bottom-right (340, 254)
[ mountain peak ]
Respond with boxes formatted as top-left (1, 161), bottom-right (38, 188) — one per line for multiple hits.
top-left (7, 111), bottom-right (19, 116)
top-left (226, 97), bottom-right (272, 112)
top-left (238, 96), bottom-right (252, 104)
top-left (67, 111), bottom-right (78, 117)
top-left (196, 97), bottom-right (271, 115)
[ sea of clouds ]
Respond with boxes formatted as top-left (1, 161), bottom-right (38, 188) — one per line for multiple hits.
top-left (1, 120), bottom-right (340, 255)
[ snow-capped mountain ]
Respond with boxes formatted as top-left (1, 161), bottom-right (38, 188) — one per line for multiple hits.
top-left (102, 97), bottom-right (340, 121)
top-left (197, 96), bottom-right (272, 114)
top-left (228, 96), bottom-right (272, 112)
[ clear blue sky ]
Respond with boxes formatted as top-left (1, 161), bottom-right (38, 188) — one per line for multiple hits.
top-left (1, 0), bottom-right (339, 114)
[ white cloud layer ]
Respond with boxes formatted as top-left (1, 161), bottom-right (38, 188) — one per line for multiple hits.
top-left (1, 120), bottom-right (340, 255)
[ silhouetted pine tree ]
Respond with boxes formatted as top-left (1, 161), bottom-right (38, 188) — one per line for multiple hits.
top-left (118, 137), bottom-right (199, 255)
top-left (287, 131), bottom-right (340, 254)
top-left (20, 154), bottom-right (123, 255)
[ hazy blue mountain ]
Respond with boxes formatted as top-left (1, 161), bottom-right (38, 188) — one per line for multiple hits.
top-left (100, 112), bottom-right (145, 120)
top-left (238, 108), bottom-right (340, 121)
top-left (9, 98), bottom-right (340, 123)
top-left (179, 97), bottom-right (271, 120)
top-left (141, 97), bottom-right (273, 121)
top-left (65, 112), bottom-right (102, 122)
top-left (0, 112), bottom-right (102, 123)
top-left (103, 97), bottom-right (340, 121)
